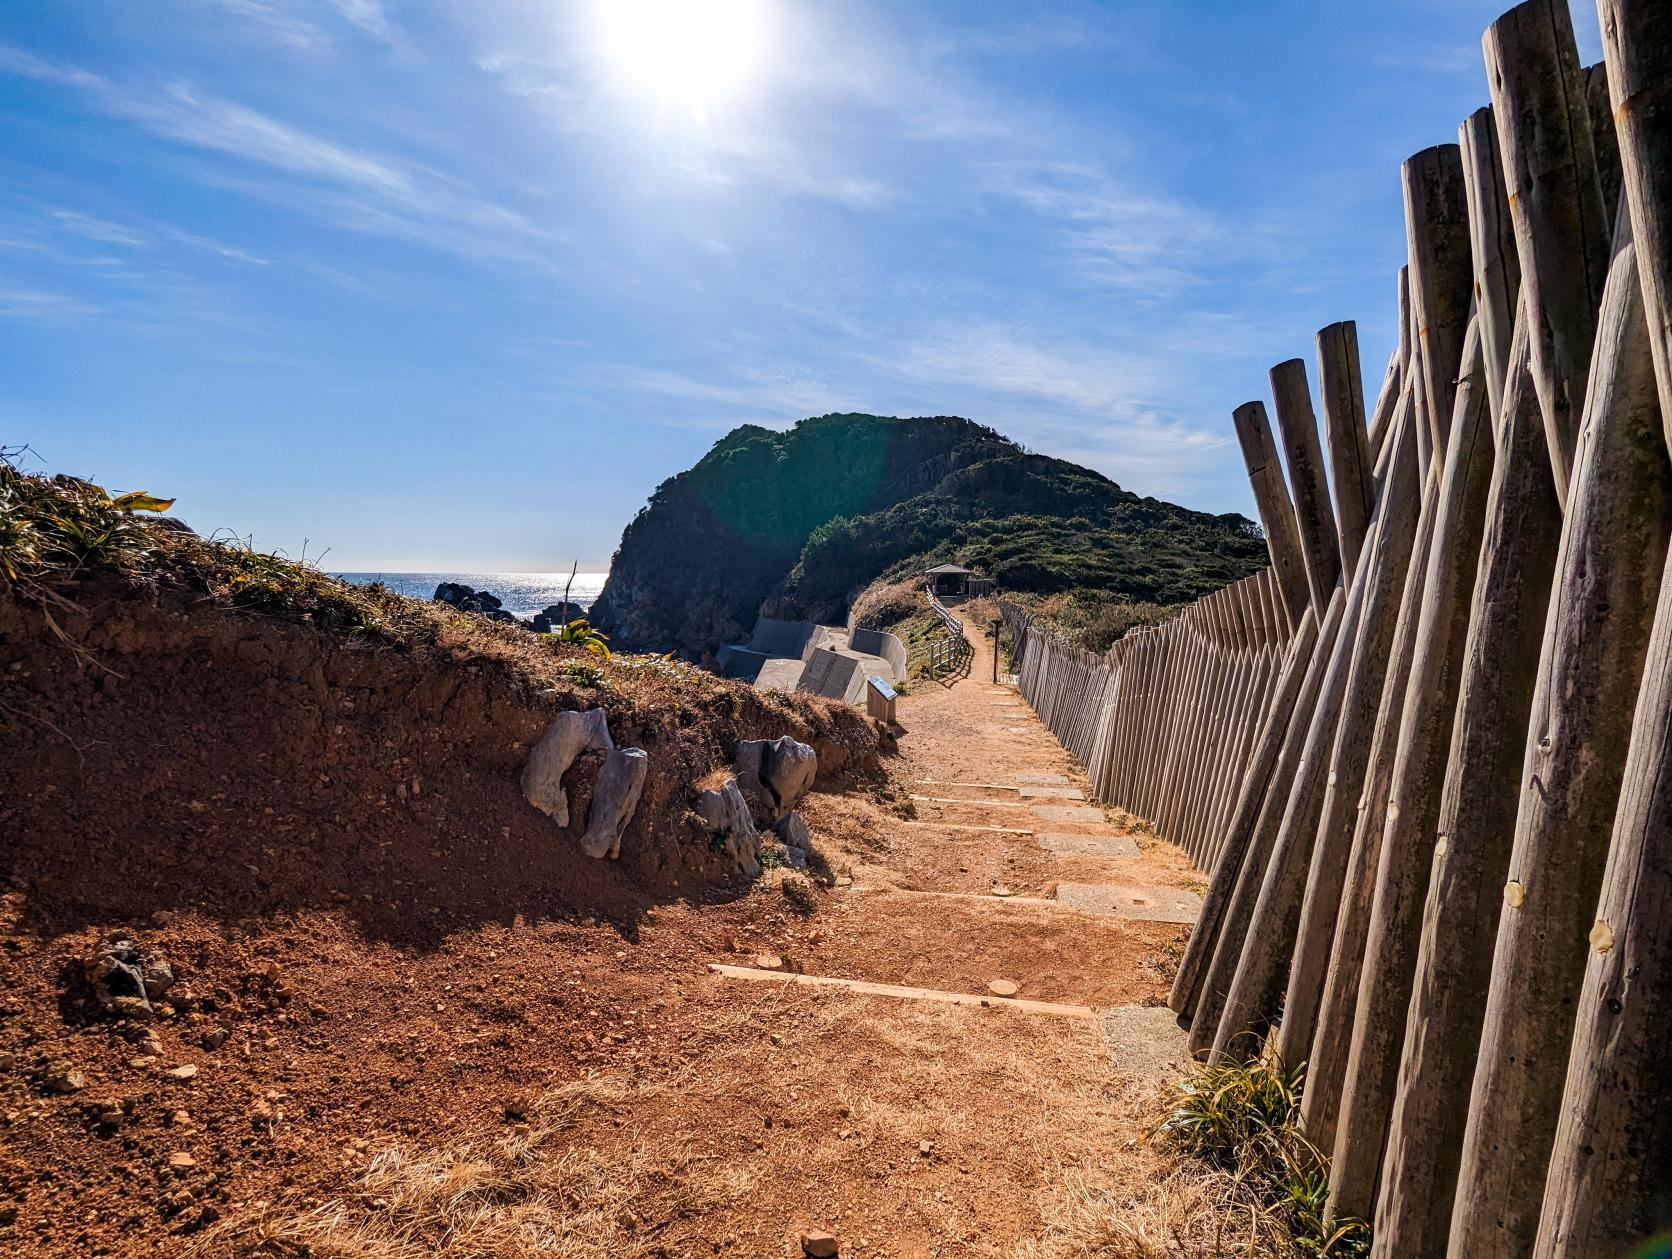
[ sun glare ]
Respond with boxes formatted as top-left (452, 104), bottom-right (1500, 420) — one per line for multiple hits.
top-left (595, 0), bottom-right (769, 111)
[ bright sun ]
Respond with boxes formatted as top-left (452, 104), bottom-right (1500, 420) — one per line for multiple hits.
top-left (595, 0), bottom-right (770, 111)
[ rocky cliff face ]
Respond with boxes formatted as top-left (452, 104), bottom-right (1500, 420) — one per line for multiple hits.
top-left (590, 412), bottom-right (1267, 656)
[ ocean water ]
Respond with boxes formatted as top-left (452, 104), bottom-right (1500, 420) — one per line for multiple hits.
top-left (335, 572), bottom-right (610, 620)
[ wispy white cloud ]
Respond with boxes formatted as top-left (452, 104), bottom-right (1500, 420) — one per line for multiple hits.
top-left (0, 44), bottom-right (557, 267)
top-left (196, 0), bottom-right (401, 52)
top-left (0, 285), bottom-right (105, 319)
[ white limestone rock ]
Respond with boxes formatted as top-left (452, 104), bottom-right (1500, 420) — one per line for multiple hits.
top-left (695, 778), bottom-right (762, 877)
top-left (581, 747), bottom-right (649, 860)
top-left (734, 735), bottom-right (818, 823)
top-left (521, 709), bottom-right (613, 826)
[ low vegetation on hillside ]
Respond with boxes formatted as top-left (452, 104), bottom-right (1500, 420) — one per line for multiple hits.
top-left (591, 413), bottom-right (1267, 656)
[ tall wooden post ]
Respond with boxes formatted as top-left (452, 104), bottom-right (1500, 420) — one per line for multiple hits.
top-left (1597, 0), bottom-right (1672, 450)
top-left (1271, 359), bottom-right (1345, 610)
top-left (1373, 325), bottom-right (1565, 1258)
top-left (1461, 107), bottom-right (1522, 420)
top-left (1534, 551), bottom-right (1672, 1254)
top-left (1403, 144), bottom-right (1475, 456)
top-left (1486, 0), bottom-right (1612, 508)
top-left (1234, 400), bottom-right (1312, 626)
top-left (1328, 317), bottom-right (1496, 1231)
top-left (1277, 389), bottom-right (1423, 1072)
top-left (1449, 223), bottom-right (1672, 1259)
top-left (1319, 322), bottom-right (1376, 581)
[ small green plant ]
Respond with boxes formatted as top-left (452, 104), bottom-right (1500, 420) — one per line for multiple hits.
top-left (548, 618), bottom-right (612, 658)
top-left (556, 661), bottom-right (607, 688)
top-left (1157, 1054), bottom-right (1371, 1257)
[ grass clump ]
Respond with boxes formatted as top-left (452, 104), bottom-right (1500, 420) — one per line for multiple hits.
top-left (1157, 1055), bottom-right (1371, 1257)
top-left (0, 451), bottom-right (170, 585)
top-left (779, 873), bottom-right (817, 915)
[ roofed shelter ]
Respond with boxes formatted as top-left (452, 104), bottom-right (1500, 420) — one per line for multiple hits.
top-left (925, 562), bottom-right (992, 601)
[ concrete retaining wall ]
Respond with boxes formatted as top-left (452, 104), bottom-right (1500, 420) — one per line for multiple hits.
top-left (849, 627), bottom-right (908, 682)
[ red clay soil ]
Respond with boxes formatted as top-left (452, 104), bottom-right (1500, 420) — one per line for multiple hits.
top-left (0, 582), bottom-right (1207, 1258)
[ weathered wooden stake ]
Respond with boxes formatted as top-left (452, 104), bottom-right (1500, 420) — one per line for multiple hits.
top-left (1373, 306), bottom-right (1562, 1259)
top-left (1486, 0), bottom-right (1612, 507)
top-left (1449, 221), bottom-right (1672, 1259)
top-left (1318, 322), bottom-right (1376, 581)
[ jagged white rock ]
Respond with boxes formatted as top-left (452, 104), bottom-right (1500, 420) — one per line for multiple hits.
top-left (581, 747), bottom-right (649, 860)
top-left (521, 708), bottom-right (613, 827)
top-left (695, 778), bottom-right (761, 877)
top-left (734, 735), bottom-right (817, 823)
top-left (773, 810), bottom-right (812, 870)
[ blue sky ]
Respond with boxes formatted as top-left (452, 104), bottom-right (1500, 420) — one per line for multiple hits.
top-left (1, 1), bottom-right (1602, 570)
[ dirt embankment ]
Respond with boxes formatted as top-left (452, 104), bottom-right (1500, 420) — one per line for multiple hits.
top-left (1, 575), bottom-right (878, 943)
top-left (0, 567), bottom-right (880, 1253)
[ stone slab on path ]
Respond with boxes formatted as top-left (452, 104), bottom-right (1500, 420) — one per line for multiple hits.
top-left (1036, 831), bottom-right (1140, 858)
top-left (1101, 1005), bottom-right (1189, 1083)
top-left (1030, 804), bottom-right (1106, 824)
top-left (1054, 882), bottom-right (1202, 924)
top-left (706, 963), bottom-right (1096, 1020)
top-left (1015, 773), bottom-right (1071, 784)
top-left (1018, 786), bottom-right (1083, 800)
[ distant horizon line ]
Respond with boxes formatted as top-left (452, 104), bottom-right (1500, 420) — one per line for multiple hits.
top-left (331, 566), bottom-right (613, 575)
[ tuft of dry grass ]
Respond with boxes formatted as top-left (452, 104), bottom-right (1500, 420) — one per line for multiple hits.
top-left (200, 1075), bottom-right (724, 1259)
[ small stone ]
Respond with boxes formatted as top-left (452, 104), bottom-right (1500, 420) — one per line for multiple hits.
top-left (918, 1139), bottom-right (934, 1156)
top-left (39, 1060), bottom-right (86, 1093)
top-left (167, 1152), bottom-right (196, 1169)
top-left (991, 886), bottom-right (1012, 898)
top-left (801, 1230), bottom-right (839, 1258)
top-left (201, 1027), bottom-right (229, 1050)
top-left (754, 954), bottom-right (784, 972)
top-left (165, 1064), bottom-right (198, 1083)
top-left (987, 979), bottom-right (1019, 998)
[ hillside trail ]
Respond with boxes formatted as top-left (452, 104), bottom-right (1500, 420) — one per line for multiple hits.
top-left (19, 627), bottom-right (1213, 1259)
top-left (576, 626), bottom-right (1210, 1257)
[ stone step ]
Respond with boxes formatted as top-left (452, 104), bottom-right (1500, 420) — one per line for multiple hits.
top-left (910, 794), bottom-right (1030, 809)
top-left (706, 964), bottom-right (1096, 1020)
top-left (1030, 804), bottom-right (1107, 824)
top-left (915, 779), bottom-right (1021, 792)
top-left (1036, 832), bottom-right (1140, 858)
top-left (1017, 786), bottom-right (1084, 800)
top-left (1015, 774), bottom-right (1071, 784)
top-left (900, 820), bottom-right (1035, 835)
top-left (1054, 882), bottom-right (1202, 924)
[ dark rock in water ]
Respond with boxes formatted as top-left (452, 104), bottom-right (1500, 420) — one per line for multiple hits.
top-left (476, 591), bottom-right (503, 611)
top-left (485, 609), bottom-right (518, 624)
top-left (434, 582), bottom-right (471, 605)
top-left (531, 614), bottom-right (552, 634)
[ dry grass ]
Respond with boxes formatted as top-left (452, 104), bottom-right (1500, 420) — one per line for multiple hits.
top-left (201, 1076), bottom-right (728, 1259)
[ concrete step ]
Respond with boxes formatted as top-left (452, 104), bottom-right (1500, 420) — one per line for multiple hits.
top-left (1036, 832), bottom-right (1140, 858)
top-left (910, 794), bottom-right (1030, 809)
top-left (1054, 882), bottom-right (1202, 924)
top-left (1030, 804), bottom-right (1107, 824)
top-left (706, 963), bottom-right (1095, 1020)
top-left (900, 820), bottom-right (1034, 835)
top-left (1017, 786), bottom-right (1084, 800)
top-left (1015, 774), bottom-right (1071, 784)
